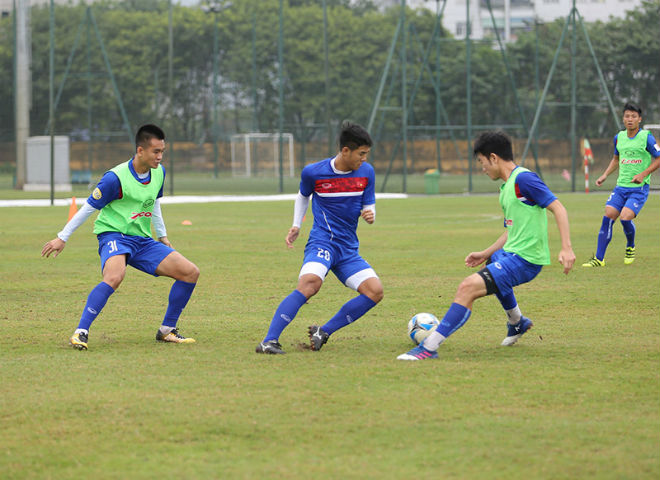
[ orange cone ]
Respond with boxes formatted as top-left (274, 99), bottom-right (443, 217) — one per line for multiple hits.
top-left (68, 197), bottom-right (78, 221)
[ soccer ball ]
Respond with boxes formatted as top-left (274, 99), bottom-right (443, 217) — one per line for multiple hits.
top-left (407, 313), bottom-right (440, 345)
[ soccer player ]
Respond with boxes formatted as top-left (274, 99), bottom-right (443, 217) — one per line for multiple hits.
top-left (397, 131), bottom-right (575, 361)
top-left (582, 102), bottom-right (660, 267)
top-left (41, 124), bottom-right (200, 350)
top-left (256, 122), bottom-right (383, 354)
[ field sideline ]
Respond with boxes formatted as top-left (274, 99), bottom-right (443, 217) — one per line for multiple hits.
top-left (1, 193), bottom-right (658, 479)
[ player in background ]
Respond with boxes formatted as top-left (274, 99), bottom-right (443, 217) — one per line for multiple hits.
top-left (256, 122), bottom-right (383, 354)
top-left (398, 131), bottom-right (575, 361)
top-left (582, 102), bottom-right (660, 267)
top-left (41, 124), bottom-right (200, 350)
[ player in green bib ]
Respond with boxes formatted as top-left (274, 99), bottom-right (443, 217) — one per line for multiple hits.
top-left (398, 131), bottom-right (575, 360)
top-left (582, 102), bottom-right (660, 267)
top-left (42, 125), bottom-right (200, 350)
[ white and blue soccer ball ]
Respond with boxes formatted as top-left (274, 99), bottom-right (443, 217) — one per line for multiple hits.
top-left (407, 312), bottom-right (440, 345)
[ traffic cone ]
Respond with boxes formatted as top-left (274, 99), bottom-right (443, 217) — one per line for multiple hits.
top-left (68, 197), bottom-right (78, 221)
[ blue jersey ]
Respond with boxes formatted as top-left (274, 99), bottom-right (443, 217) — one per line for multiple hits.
top-left (87, 158), bottom-right (165, 210)
top-left (511, 168), bottom-right (556, 208)
top-left (300, 157), bottom-right (376, 249)
top-left (614, 131), bottom-right (660, 158)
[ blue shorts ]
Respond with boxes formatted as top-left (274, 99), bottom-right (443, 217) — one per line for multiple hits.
top-left (606, 184), bottom-right (650, 216)
top-left (485, 249), bottom-right (543, 298)
top-left (97, 232), bottom-right (174, 276)
top-left (300, 240), bottom-right (377, 291)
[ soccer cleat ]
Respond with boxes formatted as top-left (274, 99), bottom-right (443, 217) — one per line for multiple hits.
top-left (501, 317), bottom-right (534, 346)
top-left (396, 344), bottom-right (438, 361)
top-left (255, 340), bottom-right (286, 354)
top-left (308, 325), bottom-right (330, 351)
top-left (70, 331), bottom-right (88, 351)
top-left (624, 246), bottom-right (635, 265)
top-left (581, 256), bottom-right (605, 267)
top-left (156, 328), bottom-right (195, 344)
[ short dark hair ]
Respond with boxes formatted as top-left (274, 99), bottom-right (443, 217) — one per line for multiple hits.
top-left (473, 130), bottom-right (513, 161)
top-left (339, 122), bottom-right (372, 150)
top-left (135, 124), bottom-right (165, 150)
top-left (623, 102), bottom-right (642, 116)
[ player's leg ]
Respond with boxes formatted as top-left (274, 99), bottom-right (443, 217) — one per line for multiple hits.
top-left (257, 243), bottom-right (332, 354)
top-left (256, 272), bottom-right (323, 354)
top-left (308, 254), bottom-right (382, 351)
top-left (397, 273), bottom-right (485, 360)
top-left (583, 189), bottom-right (623, 267)
top-left (151, 249), bottom-right (200, 343)
top-left (71, 234), bottom-right (130, 350)
top-left (620, 186), bottom-right (648, 264)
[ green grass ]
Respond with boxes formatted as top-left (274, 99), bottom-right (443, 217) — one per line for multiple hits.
top-left (4, 170), bottom-right (652, 198)
top-left (1, 193), bottom-right (658, 479)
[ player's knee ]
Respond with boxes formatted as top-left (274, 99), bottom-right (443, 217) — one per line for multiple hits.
top-left (297, 276), bottom-right (322, 298)
top-left (455, 276), bottom-right (481, 303)
top-left (183, 262), bottom-right (200, 283)
top-left (103, 272), bottom-right (125, 290)
top-left (367, 284), bottom-right (384, 303)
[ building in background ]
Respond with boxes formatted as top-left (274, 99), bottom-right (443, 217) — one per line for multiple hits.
top-left (412, 0), bottom-right (646, 41)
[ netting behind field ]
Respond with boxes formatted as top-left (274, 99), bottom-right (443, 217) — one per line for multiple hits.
top-left (230, 133), bottom-right (294, 178)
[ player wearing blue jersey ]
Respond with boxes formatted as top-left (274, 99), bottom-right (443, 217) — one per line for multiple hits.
top-left (256, 122), bottom-right (383, 354)
top-left (582, 102), bottom-right (660, 267)
top-left (41, 124), bottom-right (200, 350)
top-left (398, 131), bottom-right (575, 361)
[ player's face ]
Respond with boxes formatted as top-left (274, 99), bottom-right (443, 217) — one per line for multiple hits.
top-left (622, 110), bottom-right (641, 132)
top-left (135, 138), bottom-right (165, 172)
top-left (477, 153), bottom-right (500, 180)
top-left (342, 145), bottom-right (371, 171)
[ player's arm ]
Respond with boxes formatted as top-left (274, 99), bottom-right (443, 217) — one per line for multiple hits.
top-left (361, 204), bottom-right (375, 224)
top-left (41, 172), bottom-right (119, 258)
top-left (631, 134), bottom-right (660, 184)
top-left (465, 231), bottom-right (507, 268)
top-left (41, 202), bottom-right (98, 258)
top-left (151, 198), bottom-right (171, 247)
top-left (546, 199), bottom-right (575, 274)
top-left (287, 191), bottom-right (310, 248)
top-left (597, 134), bottom-right (620, 186)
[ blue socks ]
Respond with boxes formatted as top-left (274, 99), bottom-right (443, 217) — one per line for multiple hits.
top-left (77, 282), bottom-right (115, 331)
top-left (264, 291), bottom-right (378, 341)
top-left (436, 303), bottom-right (471, 337)
top-left (322, 294), bottom-right (377, 335)
top-left (596, 216), bottom-right (614, 261)
top-left (620, 220), bottom-right (635, 248)
top-left (162, 280), bottom-right (197, 328)
top-left (264, 290), bottom-right (307, 342)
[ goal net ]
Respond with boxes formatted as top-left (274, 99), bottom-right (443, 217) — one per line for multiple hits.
top-left (230, 133), bottom-right (295, 177)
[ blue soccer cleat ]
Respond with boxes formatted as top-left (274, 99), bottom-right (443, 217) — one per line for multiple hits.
top-left (396, 344), bottom-right (438, 361)
top-left (501, 316), bottom-right (533, 346)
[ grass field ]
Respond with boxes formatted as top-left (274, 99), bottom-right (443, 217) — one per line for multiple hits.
top-left (1, 193), bottom-right (658, 479)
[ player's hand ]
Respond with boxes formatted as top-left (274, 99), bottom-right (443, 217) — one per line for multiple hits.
top-left (361, 209), bottom-right (375, 224)
top-left (285, 227), bottom-right (300, 248)
top-left (158, 236), bottom-right (172, 248)
top-left (41, 237), bottom-right (66, 258)
top-left (631, 173), bottom-right (644, 184)
top-left (465, 251), bottom-right (487, 268)
top-left (558, 247), bottom-right (576, 274)
top-left (595, 174), bottom-right (607, 187)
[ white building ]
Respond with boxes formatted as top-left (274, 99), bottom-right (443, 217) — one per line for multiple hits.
top-left (412, 0), bottom-right (646, 40)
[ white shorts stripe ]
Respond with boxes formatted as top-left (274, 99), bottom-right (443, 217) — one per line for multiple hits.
top-left (345, 268), bottom-right (378, 291)
top-left (299, 262), bottom-right (328, 281)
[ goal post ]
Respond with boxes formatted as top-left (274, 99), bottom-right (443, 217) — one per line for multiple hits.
top-left (230, 133), bottom-right (295, 177)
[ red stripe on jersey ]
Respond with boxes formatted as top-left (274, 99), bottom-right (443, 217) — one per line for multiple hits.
top-left (314, 177), bottom-right (368, 194)
top-left (514, 182), bottom-right (527, 201)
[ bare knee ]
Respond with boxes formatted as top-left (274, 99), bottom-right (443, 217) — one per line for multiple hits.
top-left (358, 278), bottom-right (384, 303)
top-left (103, 272), bottom-right (125, 290)
top-left (183, 262), bottom-right (200, 283)
top-left (297, 274), bottom-right (323, 299)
